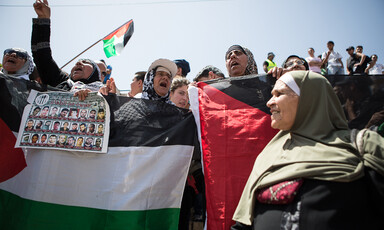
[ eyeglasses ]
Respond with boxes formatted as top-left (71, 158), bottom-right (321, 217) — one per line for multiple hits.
top-left (155, 71), bottom-right (171, 78)
top-left (3, 49), bottom-right (28, 60)
top-left (285, 59), bottom-right (305, 68)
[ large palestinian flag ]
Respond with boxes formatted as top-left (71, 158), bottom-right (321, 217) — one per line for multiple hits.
top-left (0, 73), bottom-right (196, 229)
top-left (189, 74), bottom-right (279, 230)
top-left (0, 75), bottom-right (55, 183)
top-left (190, 74), bottom-right (384, 229)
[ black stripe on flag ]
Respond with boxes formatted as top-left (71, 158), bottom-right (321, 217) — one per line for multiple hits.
top-left (203, 74), bottom-right (276, 114)
top-left (104, 95), bottom-right (197, 147)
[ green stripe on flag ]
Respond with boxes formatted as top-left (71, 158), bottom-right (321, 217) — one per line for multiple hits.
top-left (0, 189), bottom-right (180, 230)
top-left (103, 36), bottom-right (117, 58)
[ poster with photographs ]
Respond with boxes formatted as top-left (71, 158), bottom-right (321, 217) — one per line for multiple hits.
top-left (15, 90), bottom-right (109, 153)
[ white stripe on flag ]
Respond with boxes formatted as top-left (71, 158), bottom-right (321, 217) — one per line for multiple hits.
top-left (0, 145), bottom-right (193, 210)
top-left (188, 86), bottom-right (204, 175)
top-left (114, 35), bottom-right (125, 55)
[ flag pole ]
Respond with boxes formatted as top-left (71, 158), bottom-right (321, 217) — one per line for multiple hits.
top-left (60, 38), bottom-right (102, 69)
top-left (60, 19), bottom-right (132, 69)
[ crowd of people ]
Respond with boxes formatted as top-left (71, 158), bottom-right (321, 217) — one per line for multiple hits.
top-left (1, 0), bottom-right (384, 230)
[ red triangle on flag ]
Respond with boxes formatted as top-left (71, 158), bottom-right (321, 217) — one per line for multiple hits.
top-left (0, 118), bottom-right (27, 183)
top-left (197, 82), bottom-right (278, 230)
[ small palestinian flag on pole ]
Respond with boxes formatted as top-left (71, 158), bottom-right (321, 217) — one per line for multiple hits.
top-left (60, 19), bottom-right (134, 69)
top-left (103, 20), bottom-right (134, 58)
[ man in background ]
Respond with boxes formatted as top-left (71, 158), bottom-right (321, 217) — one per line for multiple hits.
top-left (321, 41), bottom-right (344, 75)
top-left (174, 59), bottom-right (190, 77)
top-left (128, 71), bottom-right (146, 98)
top-left (263, 52), bottom-right (277, 73)
top-left (193, 65), bottom-right (225, 82)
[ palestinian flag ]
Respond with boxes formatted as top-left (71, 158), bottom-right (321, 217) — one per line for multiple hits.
top-left (103, 19), bottom-right (134, 58)
top-left (189, 75), bottom-right (279, 230)
top-left (0, 74), bottom-right (54, 182)
top-left (0, 73), bottom-right (197, 229)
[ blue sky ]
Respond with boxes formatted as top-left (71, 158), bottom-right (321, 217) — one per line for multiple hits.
top-left (1, 0), bottom-right (383, 91)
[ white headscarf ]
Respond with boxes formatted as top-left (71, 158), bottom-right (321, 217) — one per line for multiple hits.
top-left (1, 48), bottom-right (35, 80)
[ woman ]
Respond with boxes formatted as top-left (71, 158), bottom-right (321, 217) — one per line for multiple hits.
top-left (1, 48), bottom-right (35, 80)
top-left (225, 45), bottom-right (258, 77)
top-left (94, 58), bottom-right (177, 104)
top-left (141, 58), bottom-right (178, 104)
top-left (268, 55), bottom-right (309, 79)
top-left (232, 71), bottom-right (384, 229)
top-left (170, 78), bottom-right (190, 109)
top-left (33, 0), bottom-right (102, 91)
top-left (75, 137), bottom-right (84, 147)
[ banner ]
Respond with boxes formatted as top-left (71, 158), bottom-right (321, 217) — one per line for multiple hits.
top-left (0, 73), bottom-right (196, 230)
top-left (16, 90), bottom-right (109, 153)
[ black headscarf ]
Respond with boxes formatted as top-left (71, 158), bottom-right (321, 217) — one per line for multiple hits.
top-left (70, 59), bottom-right (101, 84)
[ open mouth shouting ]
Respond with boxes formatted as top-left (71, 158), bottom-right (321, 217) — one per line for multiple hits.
top-left (230, 60), bottom-right (240, 69)
top-left (153, 70), bottom-right (171, 97)
top-left (70, 60), bottom-right (93, 81)
top-left (159, 81), bottom-right (168, 88)
top-left (6, 57), bottom-right (17, 64)
top-left (2, 56), bottom-right (26, 73)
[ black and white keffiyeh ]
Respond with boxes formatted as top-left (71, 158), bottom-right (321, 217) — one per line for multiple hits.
top-left (1, 48), bottom-right (35, 80)
top-left (141, 68), bottom-right (173, 105)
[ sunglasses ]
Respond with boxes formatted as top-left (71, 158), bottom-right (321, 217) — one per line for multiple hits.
top-left (285, 59), bottom-right (305, 68)
top-left (4, 49), bottom-right (28, 60)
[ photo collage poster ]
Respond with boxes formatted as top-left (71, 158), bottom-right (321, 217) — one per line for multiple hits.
top-left (16, 90), bottom-right (109, 153)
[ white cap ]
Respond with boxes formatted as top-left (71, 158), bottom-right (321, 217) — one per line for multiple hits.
top-left (148, 58), bottom-right (178, 78)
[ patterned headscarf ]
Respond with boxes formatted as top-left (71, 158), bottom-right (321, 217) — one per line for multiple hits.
top-left (225, 45), bottom-right (258, 76)
top-left (141, 68), bottom-right (173, 104)
top-left (1, 48), bottom-right (35, 80)
top-left (243, 47), bottom-right (258, 75)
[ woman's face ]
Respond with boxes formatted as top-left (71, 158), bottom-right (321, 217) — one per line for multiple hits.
top-left (76, 138), bottom-right (83, 146)
top-left (266, 80), bottom-right (299, 131)
top-left (170, 85), bottom-right (189, 109)
top-left (225, 50), bottom-right (248, 77)
top-left (153, 71), bottom-right (171, 97)
top-left (70, 59), bottom-right (94, 81)
top-left (284, 57), bottom-right (306, 71)
top-left (2, 50), bottom-right (27, 74)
